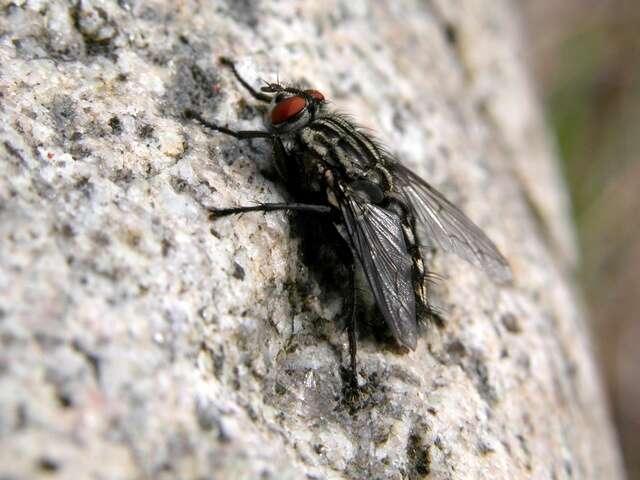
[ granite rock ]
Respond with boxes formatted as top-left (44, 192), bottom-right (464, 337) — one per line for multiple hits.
top-left (0, 1), bottom-right (624, 479)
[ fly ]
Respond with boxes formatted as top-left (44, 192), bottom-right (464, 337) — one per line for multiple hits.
top-left (186, 57), bottom-right (512, 389)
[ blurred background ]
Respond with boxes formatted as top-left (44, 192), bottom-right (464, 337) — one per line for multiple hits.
top-left (520, 0), bottom-right (640, 477)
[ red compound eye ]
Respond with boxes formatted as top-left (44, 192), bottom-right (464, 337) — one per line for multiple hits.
top-left (305, 89), bottom-right (325, 102)
top-left (271, 96), bottom-right (306, 125)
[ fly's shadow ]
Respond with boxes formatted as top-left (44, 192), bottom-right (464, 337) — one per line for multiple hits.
top-left (289, 211), bottom-right (409, 354)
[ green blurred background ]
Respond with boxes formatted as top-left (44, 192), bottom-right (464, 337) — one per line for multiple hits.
top-left (520, 0), bottom-right (640, 477)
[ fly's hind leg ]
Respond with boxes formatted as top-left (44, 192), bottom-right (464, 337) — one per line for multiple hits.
top-left (346, 258), bottom-right (358, 389)
top-left (399, 205), bottom-right (445, 327)
top-left (333, 240), bottom-right (359, 391)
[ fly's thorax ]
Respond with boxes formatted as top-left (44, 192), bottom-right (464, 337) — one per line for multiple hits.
top-left (296, 126), bottom-right (333, 164)
top-left (297, 115), bottom-right (391, 185)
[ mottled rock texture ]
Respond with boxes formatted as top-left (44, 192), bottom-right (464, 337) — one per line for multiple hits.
top-left (0, 1), bottom-right (625, 479)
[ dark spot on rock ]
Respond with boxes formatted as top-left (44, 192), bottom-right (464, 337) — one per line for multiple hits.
top-left (438, 144), bottom-right (451, 160)
top-left (137, 123), bottom-right (155, 139)
top-left (71, 2), bottom-right (118, 58)
top-left (446, 338), bottom-right (467, 361)
top-left (74, 176), bottom-right (93, 198)
top-left (371, 424), bottom-right (391, 445)
top-left (108, 116), bottom-right (122, 134)
top-left (565, 460), bottom-right (573, 476)
top-left (117, 0), bottom-right (134, 10)
top-left (110, 168), bottom-right (134, 185)
top-left (72, 340), bottom-right (102, 384)
top-left (443, 22), bottom-right (458, 46)
top-left (235, 97), bottom-right (263, 121)
top-left (125, 230), bottom-right (142, 248)
top-left (57, 391), bottom-right (74, 408)
top-left (501, 439), bottom-right (512, 455)
top-left (170, 176), bottom-right (189, 193)
top-left (407, 434), bottom-right (431, 478)
top-left (232, 365), bottom-right (241, 390)
top-left (201, 341), bottom-right (225, 378)
top-left (516, 434), bottom-right (532, 471)
top-left (38, 457), bottom-right (60, 473)
top-left (6, 2), bottom-right (81, 61)
top-left (60, 223), bottom-right (75, 238)
top-left (3, 141), bottom-right (27, 168)
top-left (161, 238), bottom-right (172, 257)
top-left (223, 0), bottom-right (261, 28)
top-left (70, 143), bottom-right (91, 160)
top-left (166, 60), bottom-right (222, 118)
top-left (501, 312), bottom-right (521, 333)
top-left (232, 262), bottom-right (245, 280)
top-left (260, 469), bottom-right (273, 480)
top-left (476, 98), bottom-right (489, 116)
top-left (49, 95), bottom-right (77, 139)
top-left (15, 403), bottom-right (27, 430)
top-left (194, 397), bottom-right (223, 434)
top-left (244, 404), bottom-right (259, 422)
top-left (313, 443), bottom-right (326, 455)
top-left (392, 109), bottom-right (406, 134)
top-left (274, 381), bottom-right (287, 395)
top-left (34, 332), bottom-right (64, 349)
top-left (92, 231), bottom-right (111, 247)
top-left (466, 351), bottom-right (498, 405)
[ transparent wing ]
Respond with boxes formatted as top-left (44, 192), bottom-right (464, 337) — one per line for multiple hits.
top-left (339, 195), bottom-right (418, 349)
top-left (393, 164), bottom-right (512, 283)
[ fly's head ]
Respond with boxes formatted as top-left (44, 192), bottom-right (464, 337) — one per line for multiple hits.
top-left (261, 82), bottom-right (326, 134)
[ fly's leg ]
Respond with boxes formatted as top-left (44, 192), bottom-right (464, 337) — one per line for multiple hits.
top-left (209, 203), bottom-right (331, 219)
top-left (219, 57), bottom-right (272, 103)
top-left (185, 58), bottom-right (272, 138)
top-left (333, 241), bottom-right (359, 391)
top-left (346, 258), bottom-right (358, 389)
top-left (185, 110), bottom-right (271, 141)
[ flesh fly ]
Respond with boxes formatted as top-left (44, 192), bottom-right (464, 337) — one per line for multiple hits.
top-left (186, 58), bottom-right (511, 388)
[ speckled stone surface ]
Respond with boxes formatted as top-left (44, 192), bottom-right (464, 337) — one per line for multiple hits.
top-left (0, 1), bottom-right (625, 479)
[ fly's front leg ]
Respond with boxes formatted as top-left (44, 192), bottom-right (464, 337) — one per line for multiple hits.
top-left (219, 57), bottom-right (272, 103)
top-left (185, 58), bottom-right (272, 139)
top-left (184, 110), bottom-right (271, 141)
top-left (209, 203), bottom-right (331, 219)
